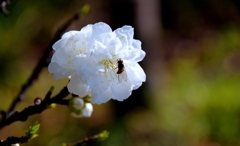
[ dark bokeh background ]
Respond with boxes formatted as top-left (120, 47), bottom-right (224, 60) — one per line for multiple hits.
top-left (1, 0), bottom-right (240, 145)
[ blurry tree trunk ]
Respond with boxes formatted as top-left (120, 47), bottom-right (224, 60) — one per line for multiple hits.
top-left (135, 0), bottom-right (163, 89)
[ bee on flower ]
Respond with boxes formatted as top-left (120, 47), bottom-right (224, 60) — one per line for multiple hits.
top-left (48, 22), bottom-right (146, 104)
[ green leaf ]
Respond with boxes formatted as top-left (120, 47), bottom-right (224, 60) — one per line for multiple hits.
top-left (25, 122), bottom-right (40, 139)
top-left (79, 4), bottom-right (90, 15)
top-left (50, 86), bottom-right (55, 93)
top-left (83, 94), bottom-right (92, 102)
top-left (48, 103), bottom-right (57, 108)
top-left (96, 130), bottom-right (109, 141)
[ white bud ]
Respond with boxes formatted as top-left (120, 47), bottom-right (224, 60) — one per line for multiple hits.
top-left (82, 103), bottom-right (93, 117)
top-left (72, 98), bottom-right (84, 110)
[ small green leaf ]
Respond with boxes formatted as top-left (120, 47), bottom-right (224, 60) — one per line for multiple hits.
top-left (50, 86), bottom-right (55, 93)
top-left (48, 103), bottom-right (57, 108)
top-left (96, 130), bottom-right (109, 141)
top-left (83, 94), bottom-right (92, 102)
top-left (79, 4), bottom-right (90, 15)
top-left (25, 122), bottom-right (40, 139)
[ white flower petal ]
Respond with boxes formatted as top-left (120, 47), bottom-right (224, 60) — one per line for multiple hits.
top-left (110, 79), bottom-right (132, 101)
top-left (92, 22), bottom-right (112, 36)
top-left (74, 54), bottom-right (98, 85)
top-left (90, 42), bottom-right (111, 63)
top-left (53, 48), bottom-right (71, 67)
top-left (67, 74), bottom-right (90, 97)
top-left (135, 50), bottom-right (146, 62)
top-left (115, 25), bottom-right (134, 46)
top-left (132, 39), bottom-right (141, 49)
top-left (61, 31), bottom-right (79, 39)
top-left (52, 38), bottom-right (67, 51)
top-left (89, 22), bottom-right (113, 44)
top-left (80, 24), bottom-right (93, 35)
top-left (125, 63), bottom-right (146, 90)
top-left (91, 86), bottom-right (112, 104)
top-left (133, 63), bottom-right (146, 82)
top-left (48, 62), bottom-right (73, 79)
top-left (108, 37), bottom-right (122, 55)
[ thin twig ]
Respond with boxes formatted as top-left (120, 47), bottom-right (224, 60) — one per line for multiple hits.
top-left (0, 86), bottom-right (69, 129)
top-left (6, 13), bottom-right (79, 118)
top-left (65, 131), bottom-right (109, 146)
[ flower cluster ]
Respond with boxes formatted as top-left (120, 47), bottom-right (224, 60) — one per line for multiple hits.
top-left (69, 97), bottom-right (93, 118)
top-left (48, 22), bottom-right (146, 105)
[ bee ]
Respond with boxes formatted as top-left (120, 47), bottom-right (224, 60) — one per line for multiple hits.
top-left (117, 58), bottom-right (125, 74)
top-left (116, 58), bottom-right (127, 83)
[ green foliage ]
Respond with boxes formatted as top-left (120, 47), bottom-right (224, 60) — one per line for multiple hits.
top-left (152, 27), bottom-right (240, 145)
top-left (25, 122), bottom-right (40, 139)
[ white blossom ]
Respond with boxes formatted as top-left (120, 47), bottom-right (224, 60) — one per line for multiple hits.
top-left (11, 144), bottom-right (20, 146)
top-left (74, 24), bottom-right (146, 104)
top-left (49, 22), bottom-right (146, 104)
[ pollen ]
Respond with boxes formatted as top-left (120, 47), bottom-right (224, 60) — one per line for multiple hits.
top-left (101, 59), bottom-right (115, 70)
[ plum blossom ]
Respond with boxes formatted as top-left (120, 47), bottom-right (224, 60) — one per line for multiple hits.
top-left (48, 22), bottom-right (146, 104)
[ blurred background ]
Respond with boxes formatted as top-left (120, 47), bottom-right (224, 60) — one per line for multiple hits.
top-left (1, 0), bottom-right (240, 145)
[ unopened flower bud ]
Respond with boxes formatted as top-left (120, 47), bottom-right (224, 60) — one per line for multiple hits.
top-left (82, 103), bottom-right (93, 117)
top-left (71, 102), bottom-right (93, 118)
top-left (69, 97), bottom-right (84, 110)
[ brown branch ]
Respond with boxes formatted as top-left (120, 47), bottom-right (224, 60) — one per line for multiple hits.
top-left (6, 13), bottom-right (79, 118)
top-left (0, 86), bottom-right (69, 129)
top-left (0, 136), bottom-right (28, 146)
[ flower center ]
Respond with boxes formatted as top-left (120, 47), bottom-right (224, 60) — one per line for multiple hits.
top-left (101, 59), bottom-right (115, 72)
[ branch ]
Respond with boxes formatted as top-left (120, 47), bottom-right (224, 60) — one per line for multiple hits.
top-left (1, 122), bottom-right (40, 146)
top-left (0, 86), bottom-right (69, 129)
top-left (6, 13), bottom-right (79, 118)
top-left (0, 136), bottom-right (28, 146)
